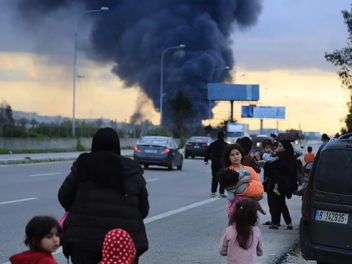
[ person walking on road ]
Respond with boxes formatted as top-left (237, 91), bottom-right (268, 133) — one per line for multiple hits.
top-left (239, 137), bottom-right (259, 173)
top-left (9, 216), bottom-right (61, 264)
top-left (266, 140), bottom-right (297, 230)
top-left (222, 144), bottom-right (263, 218)
top-left (319, 133), bottom-right (330, 151)
top-left (270, 134), bottom-right (277, 144)
top-left (98, 229), bottom-right (136, 264)
top-left (219, 199), bottom-right (264, 264)
top-left (304, 146), bottom-right (315, 163)
top-left (58, 128), bottom-right (149, 264)
top-left (204, 131), bottom-right (228, 198)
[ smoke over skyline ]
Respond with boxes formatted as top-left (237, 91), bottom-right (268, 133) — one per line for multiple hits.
top-left (15, 0), bottom-right (263, 125)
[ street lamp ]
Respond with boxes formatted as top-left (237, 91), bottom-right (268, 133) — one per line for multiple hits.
top-left (208, 66), bottom-right (230, 125)
top-left (72, 7), bottom-right (109, 137)
top-left (160, 44), bottom-right (186, 126)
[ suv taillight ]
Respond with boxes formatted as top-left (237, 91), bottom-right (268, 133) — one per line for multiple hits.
top-left (303, 182), bottom-right (312, 218)
top-left (162, 148), bottom-right (170, 153)
top-left (134, 146), bottom-right (140, 152)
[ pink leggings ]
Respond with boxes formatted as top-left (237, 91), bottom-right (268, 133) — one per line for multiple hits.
top-left (227, 195), bottom-right (247, 218)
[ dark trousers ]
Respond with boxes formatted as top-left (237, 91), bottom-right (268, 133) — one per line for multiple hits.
top-left (133, 255), bottom-right (140, 264)
top-left (69, 245), bottom-right (140, 264)
top-left (211, 166), bottom-right (224, 194)
top-left (267, 191), bottom-right (292, 226)
top-left (69, 245), bottom-right (102, 264)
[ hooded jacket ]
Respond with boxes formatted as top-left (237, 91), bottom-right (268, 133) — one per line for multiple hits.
top-left (9, 250), bottom-right (57, 264)
top-left (204, 138), bottom-right (228, 169)
top-left (99, 229), bottom-right (136, 264)
top-left (276, 151), bottom-right (298, 197)
top-left (58, 152), bottom-right (149, 258)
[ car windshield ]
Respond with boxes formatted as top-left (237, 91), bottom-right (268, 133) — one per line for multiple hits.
top-left (190, 138), bottom-right (208, 142)
top-left (139, 137), bottom-right (168, 146)
top-left (315, 149), bottom-right (352, 195)
top-left (227, 132), bottom-right (243, 137)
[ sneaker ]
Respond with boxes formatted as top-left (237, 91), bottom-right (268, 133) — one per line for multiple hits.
top-left (211, 193), bottom-right (216, 197)
top-left (273, 189), bottom-right (281, 196)
top-left (219, 194), bottom-right (227, 198)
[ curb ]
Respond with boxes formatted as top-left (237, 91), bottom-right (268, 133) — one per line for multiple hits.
top-left (0, 157), bottom-right (77, 165)
top-left (274, 241), bottom-right (300, 264)
top-left (0, 155), bottom-right (134, 165)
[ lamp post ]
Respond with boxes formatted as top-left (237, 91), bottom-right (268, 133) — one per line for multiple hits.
top-left (159, 44), bottom-right (186, 126)
top-left (208, 66), bottom-right (230, 125)
top-left (72, 7), bottom-right (109, 137)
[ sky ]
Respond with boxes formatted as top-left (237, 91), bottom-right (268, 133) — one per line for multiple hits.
top-left (0, 0), bottom-right (351, 134)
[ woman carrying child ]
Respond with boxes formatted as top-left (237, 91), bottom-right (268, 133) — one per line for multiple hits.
top-left (222, 144), bottom-right (264, 217)
top-left (265, 140), bottom-right (297, 230)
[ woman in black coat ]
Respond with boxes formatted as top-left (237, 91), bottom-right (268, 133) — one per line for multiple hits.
top-left (265, 140), bottom-right (298, 230)
top-left (58, 128), bottom-right (149, 264)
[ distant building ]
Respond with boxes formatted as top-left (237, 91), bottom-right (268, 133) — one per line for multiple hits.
top-left (250, 129), bottom-right (282, 137)
top-left (10, 110), bottom-right (123, 128)
top-left (303, 132), bottom-right (321, 140)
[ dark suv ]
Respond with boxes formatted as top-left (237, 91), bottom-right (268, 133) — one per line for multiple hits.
top-left (300, 134), bottom-right (352, 264)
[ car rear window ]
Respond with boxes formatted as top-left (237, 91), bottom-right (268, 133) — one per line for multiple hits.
top-left (190, 138), bottom-right (208, 142)
top-left (139, 138), bottom-right (168, 146)
top-left (315, 149), bottom-right (352, 195)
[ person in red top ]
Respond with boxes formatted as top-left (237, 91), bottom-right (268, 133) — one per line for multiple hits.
top-left (304, 146), bottom-right (315, 163)
top-left (99, 229), bottom-right (136, 264)
top-left (9, 216), bottom-right (61, 264)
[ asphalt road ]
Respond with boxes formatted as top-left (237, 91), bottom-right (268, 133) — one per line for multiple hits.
top-left (0, 158), bottom-right (303, 264)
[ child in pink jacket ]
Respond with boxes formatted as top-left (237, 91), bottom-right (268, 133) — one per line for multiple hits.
top-left (219, 199), bottom-right (264, 264)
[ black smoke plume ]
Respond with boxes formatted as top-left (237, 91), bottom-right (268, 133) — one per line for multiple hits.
top-left (16, 0), bottom-right (263, 125)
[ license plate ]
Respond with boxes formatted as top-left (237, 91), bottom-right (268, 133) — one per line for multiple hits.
top-left (315, 210), bottom-right (349, 225)
top-left (194, 145), bottom-right (200, 148)
top-left (145, 150), bottom-right (157, 153)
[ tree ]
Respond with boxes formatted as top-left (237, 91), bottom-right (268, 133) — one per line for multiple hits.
top-left (325, 5), bottom-right (352, 133)
top-left (167, 88), bottom-right (196, 138)
top-left (0, 100), bottom-right (14, 125)
top-left (29, 119), bottom-right (39, 128)
top-left (341, 94), bottom-right (352, 134)
top-left (218, 118), bottom-right (238, 130)
top-left (18, 118), bottom-right (29, 128)
top-left (5, 105), bottom-right (14, 125)
top-left (148, 126), bottom-right (172, 137)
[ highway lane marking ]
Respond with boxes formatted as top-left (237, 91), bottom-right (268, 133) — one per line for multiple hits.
top-left (17, 198), bottom-right (220, 262)
top-left (146, 178), bottom-right (160, 182)
top-left (0, 156), bottom-right (79, 161)
top-left (144, 198), bottom-right (218, 224)
top-left (183, 160), bottom-right (202, 163)
top-left (0, 161), bottom-right (73, 168)
top-left (0, 198), bottom-right (38, 205)
top-left (29, 173), bottom-right (62, 177)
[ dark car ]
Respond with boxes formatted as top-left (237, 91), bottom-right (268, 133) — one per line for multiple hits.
top-left (185, 136), bottom-right (212, 159)
top-left (133, 136), bottom-right (183, 170)
top-left (300, 134), bottom-right (352, 264)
